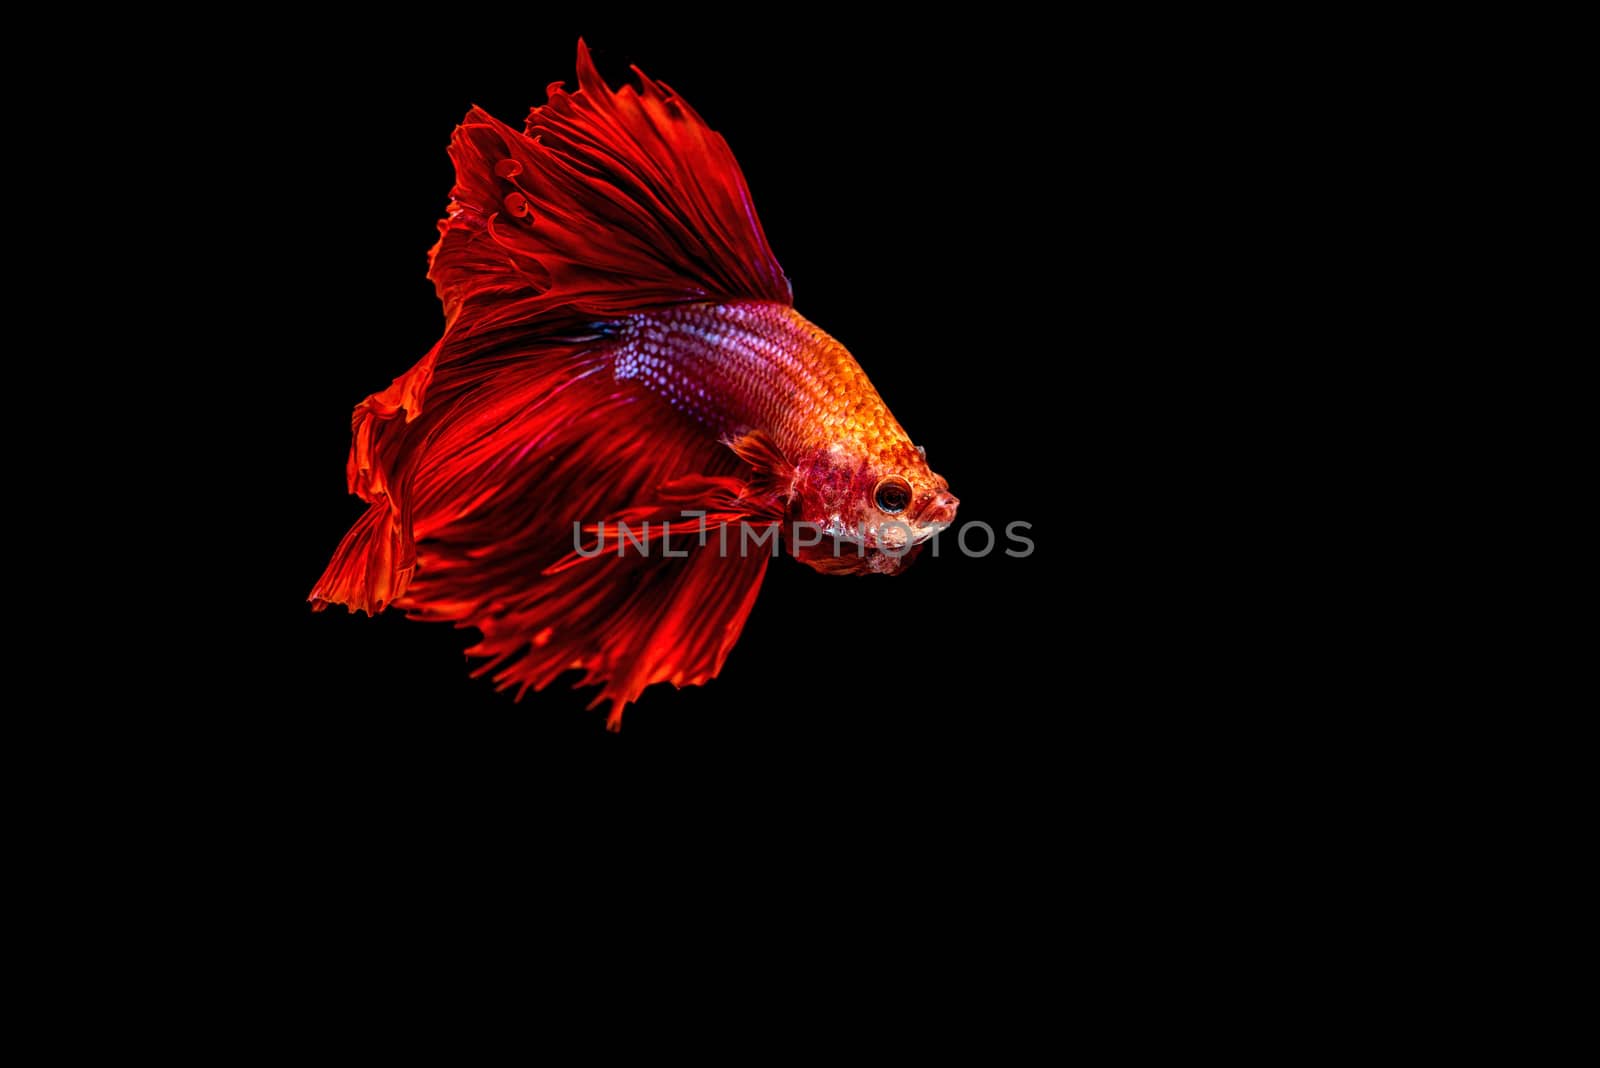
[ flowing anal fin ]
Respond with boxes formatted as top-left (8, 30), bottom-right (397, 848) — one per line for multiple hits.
top-left (509, 431), bottom-right (798, 727)
top-left (432, 471), bottom-right (776, 732)
top-left (571, 542), bottom-right (772, 731)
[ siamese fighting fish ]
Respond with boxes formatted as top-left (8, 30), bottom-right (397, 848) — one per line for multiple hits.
top-left (312, 42), bottom-right (958, 727)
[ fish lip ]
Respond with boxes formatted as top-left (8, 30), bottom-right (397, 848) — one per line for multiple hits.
top-left (887, 520), bottom-right (951, 547)
top-left (908, 491), bottom-right (960, 529)
top-left (827, 520), bottom-right (950, 551)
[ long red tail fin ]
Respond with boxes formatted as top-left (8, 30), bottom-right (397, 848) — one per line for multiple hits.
top-left (311, 41), bottom-right (794, 726)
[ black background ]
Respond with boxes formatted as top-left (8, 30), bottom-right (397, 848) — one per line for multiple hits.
top-left (72, 17), bottom-right (1383, 979)
top-left (46, 15), bottom-right (1369, 991)
top-left (254, 20), bottom-right (1160, 768)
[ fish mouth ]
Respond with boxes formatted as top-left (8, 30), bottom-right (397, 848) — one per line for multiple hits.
top-left (909, 491), bottom-right (960, 528)
top-left (788, 506), bottom-right (951, 574)
top-left (793, 528), bottom-right (934, 575)
top-left (865, 519), bottom-right (950, 552)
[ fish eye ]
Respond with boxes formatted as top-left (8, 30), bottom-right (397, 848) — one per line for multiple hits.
top-left (874, 476), bottom-right (913, 514)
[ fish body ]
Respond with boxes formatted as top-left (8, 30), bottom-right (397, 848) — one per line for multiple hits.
top-left (312, 43), bottom-right (956, 726)
top-left (613, 301), bottom-right (958, 570)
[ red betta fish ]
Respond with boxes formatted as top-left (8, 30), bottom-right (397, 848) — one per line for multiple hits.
top-left (311, 42), bottom-right (958, 728)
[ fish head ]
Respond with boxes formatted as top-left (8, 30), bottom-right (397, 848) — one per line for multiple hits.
top-left (789, 441), bottom-right (959, 575)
